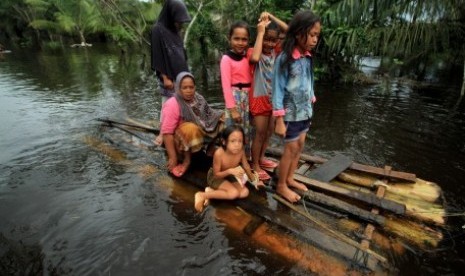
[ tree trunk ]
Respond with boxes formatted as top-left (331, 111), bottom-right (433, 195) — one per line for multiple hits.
top-left (183, 1), bottom-right (203, 47)
top-left (79, 30), bottom-right (86, 45)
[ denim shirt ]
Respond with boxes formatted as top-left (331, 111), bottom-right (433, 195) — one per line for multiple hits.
top-left (272, 49), bottom-right (314, 122)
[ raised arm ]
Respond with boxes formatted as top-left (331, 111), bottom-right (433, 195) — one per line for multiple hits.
top-left (250, 18), bottom-right (270, 64)
top-left (260, 12), bottom-right (288, 33)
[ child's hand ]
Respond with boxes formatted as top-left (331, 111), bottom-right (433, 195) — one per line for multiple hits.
top-left (259, 12), bottom-right (270, 22)
top-left (275, 120), bottom-right (286, 137)
top-left (229, 166), bottom-right (245, 178)
top-left (311, 96), bottom-right (317, 103)
top-left (257, 17), bottom-right (270, 34)
top-left (249, 171), bottom-right (265, 190)
top-left (230, 108), bottom-right (241, 123)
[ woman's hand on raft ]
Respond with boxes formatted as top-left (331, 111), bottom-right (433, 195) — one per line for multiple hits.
top-left (219, 112), bottom-right (226, 122)
top-left (167, 157), bottom-right (177, 171)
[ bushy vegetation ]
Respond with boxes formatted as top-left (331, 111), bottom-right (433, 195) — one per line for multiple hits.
top-left (1, 0), bottom-right (464, 92)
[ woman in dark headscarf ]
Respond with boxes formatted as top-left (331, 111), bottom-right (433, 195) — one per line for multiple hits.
top-left (151, 0), bottom-right (191, 101)
top-left (160, 72), bottom-right (224, 177)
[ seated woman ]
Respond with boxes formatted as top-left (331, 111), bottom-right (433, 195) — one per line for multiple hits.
top-left (160, 71), bottom-right (224, 177)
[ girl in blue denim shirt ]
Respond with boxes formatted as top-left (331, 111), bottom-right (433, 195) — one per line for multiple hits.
top-left (271, 10), bottom-right (321, 203)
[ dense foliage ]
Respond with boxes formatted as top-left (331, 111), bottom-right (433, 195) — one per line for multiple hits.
top-left (0, 0), bottom-right (464, 91)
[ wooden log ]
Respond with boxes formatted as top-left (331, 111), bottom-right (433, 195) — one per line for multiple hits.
top-left (222, 209), bottom-right (373, 275)
top-left (294, 173), bottom-right (406, 215)
top-left (97, 117), bottom-right (160, 134)
top-left (383, 217), bottom-right (443, 248)
top-left (349, 162), bottom-right (416, 183)
top-left (332, 179), bottom-right (445, 226)
top-left (266, 147), bottom-right (416, 182)
top-left (156, 169), bottom-right (369, 275)
top-left (360, 167), bottom-right (388, 254)
top-left (273, 194), bottom-right (388, 264)
top-left (236, 198), bottom-right (383, 270)
top-left (99, 119), bottom-right (443, 267)
top-left (295, 189), bottom-right (386, 225)
top-left (338, 171), bottom-right (441, 203)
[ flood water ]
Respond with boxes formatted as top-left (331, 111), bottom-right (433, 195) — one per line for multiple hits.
top-left (1, 44), bottom-right (464, 275)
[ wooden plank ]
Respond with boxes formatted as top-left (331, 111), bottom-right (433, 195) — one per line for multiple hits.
top-left (294, 174), bottom-right (406, 215)
top-left (350, 162), bottom-right (416, 183)
top-left (273, 194), bottom-right (388, 264)
top-left (295, 189), bottom-right (386, 225)
top-left (266, 147), bottom-right (416, 182)
top-left (97, 117), bottom-right (160, 134)
top-left (296, 162), bottom-right (311, 175)
top-left (306, 154), bottom-right (353, 182)
top-left (360, 167), bottom-right (389, 251)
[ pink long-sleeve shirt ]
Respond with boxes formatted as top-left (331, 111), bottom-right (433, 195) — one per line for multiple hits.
top-left (160, 97), bottom-right (181, 134)
top-left (220, 48), bottom-right (253, 108)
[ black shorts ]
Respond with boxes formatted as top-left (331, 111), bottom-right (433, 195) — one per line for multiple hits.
top-left (284, 119), bottom-right (311, 142)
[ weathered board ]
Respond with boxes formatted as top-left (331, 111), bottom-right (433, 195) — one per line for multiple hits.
top-left (305, 154), bottom-right (353, 182)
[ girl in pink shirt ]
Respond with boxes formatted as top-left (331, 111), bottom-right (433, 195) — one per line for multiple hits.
top-left (220, 21), bottom-right (253, 156)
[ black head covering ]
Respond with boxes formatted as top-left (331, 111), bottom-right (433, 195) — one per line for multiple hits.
top-left (157, 0), bottom-right (191, 33)
top-left (151, 0), bottom-right (191, 90)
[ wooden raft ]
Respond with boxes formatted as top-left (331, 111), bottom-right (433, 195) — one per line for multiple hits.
top-left (359, 166), bottom-right (391, 259)
top-left (295, 155), bottom-right (399, 266)
top-left (266, 147), bottom-right (416, 182)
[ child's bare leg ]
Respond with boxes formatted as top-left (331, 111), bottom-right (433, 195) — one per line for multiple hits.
top-left (204, 187), bottom-right (214, 206)
top-left (287, 159), bottom-right (308, 191)
top-left (238, 186), bottom-right (249, 198)
top-left (251, 115), bottom-right (269, 172)
top-left (194, 192), bottom-right (207, 212)
top-left (276, 142), bottom-right (301, 203)
top-left (286, 133), bottom-right (308, 191)
top-left (259, 115), bottom-right (274, 161)
top-left (203, 181), bottom-right (241, 201)
top-left (195, 184), bottom-right (238, 212)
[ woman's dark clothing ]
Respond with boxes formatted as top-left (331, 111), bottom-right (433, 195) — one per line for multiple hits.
top-left (151, 0), bottom-right (191, 97)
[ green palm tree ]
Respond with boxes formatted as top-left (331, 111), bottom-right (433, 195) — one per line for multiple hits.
top-left (52, 0), bottom-right (104, 45)
top-left (315, 0), bottom-right (465, 88)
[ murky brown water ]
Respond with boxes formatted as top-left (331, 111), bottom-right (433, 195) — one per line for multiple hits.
top-left (1, 44), bottom-right (464, 275)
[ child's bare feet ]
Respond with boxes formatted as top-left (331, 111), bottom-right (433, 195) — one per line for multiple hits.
top-left (287, 179), bottom-right (308, 191)
top-left (204, 187), bottom-right (214, 207)
top-left (194, 192), bottom-right (207, 212)
top-left (276, 185), bottom-right (301, 203)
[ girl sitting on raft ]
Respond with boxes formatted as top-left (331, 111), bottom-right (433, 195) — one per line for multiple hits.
top-left (194, 125), bottom-right (264, 212)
